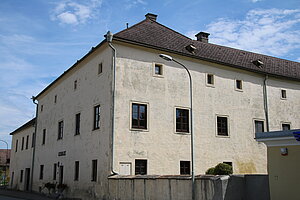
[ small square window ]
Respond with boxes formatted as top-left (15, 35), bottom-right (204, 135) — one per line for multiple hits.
top-left (236, 80), bottom-right (242, 90)
top-left (254, 120), bottom-right (264, 133)
top-left (282, 123), bottom-right (290, 131)
top-left (98, 63), bottom-right (103, 75)
top-left (180, 161), bottom-right (190, 175)
top-left (207, 74), bottom-right (214, 85)
top-left (217, 116), bottom-right (228, 136)
top-left (154, 64), bottom-right (163, 75)
top-left (176, 108), bottom-right (189, 133)
top-left (135, 159), bottom-right (147, 175)
top-left (281, 90), bottom-right (287, 99)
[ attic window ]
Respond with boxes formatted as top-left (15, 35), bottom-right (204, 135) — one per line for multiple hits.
top-left (252, 59), bottom-right (264, 68)
top-left (185, 44), bottom-right (196, 53)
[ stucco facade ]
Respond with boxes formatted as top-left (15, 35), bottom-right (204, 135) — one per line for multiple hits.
top-left (9, 14), bottom-right (300, 199)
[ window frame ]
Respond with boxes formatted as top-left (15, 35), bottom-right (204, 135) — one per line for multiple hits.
top-left (130, 102), bottom-right (149, 131)
top-left (39, 165), bottom-right (44, 180)
top-left (281, 89), bottom-right (287, 99)
top-left (20, 170), bottom-right (23, 183)
top-left (53, 163), bottom-right (57, 180)
top-left (153, 63), bottom-right (164, 77)
top-left (281, 122), bottom-right (291, 131)
top-left (21, 137), bottom-right (24, 150)
top-left (74, 161), bottom-right (79, 181)
top-left (75, 113), bottom-right (81, 135)
top-left (135, 159), bottom-right (147, 175)
top-left (42, 129), bottom-right (46, 145)
top-left (25, 135), bottom-right (29, 149)
top-left (98, 63), bottom-right (103, 75)
top-left (58, 120), bottom-right (64, 140)
top-left (235, 79), bottom-right (243, 91)
top-left (91, 159), bottom-right (97, 182)
top-left (15, 140), bottom-right (18, 152)
top-left (206, 73), bottom-right (215, 87)
top-left (175, 107), bottom-right (190, 134)
top-left (180, 161), bottom-right (191, 175)
top-left (254, 119), bottom-right (265, 134)
top-left (93, 105), bottom-right (100, 130)
top-left (216, 115), bottom-right (229, 137)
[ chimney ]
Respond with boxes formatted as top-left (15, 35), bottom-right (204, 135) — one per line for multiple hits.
top-left (145, 13), bottom-right (158, 21)
top-left (195, 32), bottom-right (210, 43)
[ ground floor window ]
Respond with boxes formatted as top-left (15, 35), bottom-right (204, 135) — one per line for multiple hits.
top-left (180, 161), bottom-right (190, 175)
top-left (135, 159), bottom-right (147, 175)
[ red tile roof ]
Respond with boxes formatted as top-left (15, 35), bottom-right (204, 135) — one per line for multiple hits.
top-left (114, 16), bottom-right (300, 80)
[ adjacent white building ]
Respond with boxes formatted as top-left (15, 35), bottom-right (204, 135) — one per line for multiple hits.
top-left (9, 13), bottom-right (300, 199)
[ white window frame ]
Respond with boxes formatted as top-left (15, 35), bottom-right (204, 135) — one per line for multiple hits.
top-left (234, 79), bottom-right (243, 92)
top-left (174, 106), bottom-right (191, 135)
top-left (152, 63), bottom-right (164, 77)
top-left (280, 89), bottom-right (287, 100)
top-left (205, 73), bottom-right (215, 87)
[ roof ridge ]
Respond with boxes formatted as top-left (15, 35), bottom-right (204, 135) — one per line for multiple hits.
top-left (114, 19), bottom-right (149, 36)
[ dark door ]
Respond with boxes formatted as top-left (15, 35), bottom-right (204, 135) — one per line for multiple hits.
top-left (24, 168), bottom-right (30, 191)
top-left (59, 166), bottom-right (64, 185)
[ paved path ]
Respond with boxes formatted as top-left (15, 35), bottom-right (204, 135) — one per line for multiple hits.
top-left (0, 189), bottom-right (54, 200)
top-left (0, 195), bottom-right (25, 200)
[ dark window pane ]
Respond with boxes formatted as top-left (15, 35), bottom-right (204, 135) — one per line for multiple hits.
top-left (135, 159), bottom-right (147, 175)
top-left (58, 121), bottom-right (64, 139)
top-left (132, 104), bottom-right (147, 129)
top-left (176, 109), bottom-right (189, 133)
top-left (217, 117), bottom-right (228, 136)
top-left (255, 120), bottom-right (264, 133)
top-left (281, 90), bottom-right (287, 99)
top-left (207, 74), bottom-right (214, 85)
top-left (53, 163), bottom-right (57, 180)
top-left (91, 160), bottom-right (97, 182)
top-left (94, 105), bottom-right (100, 130)
top-left (180, 161), bottom-right (190, 175)
top-left (236, 80), bottom-right (242, 89)
top-left (75, 113), bottom-right (80, 135)
top-left (282, 124), bottom-right (290, 131)
top-left (39, 165), bottom-right (44, 180)
top-left (74, 161), bottom-right (79, 181)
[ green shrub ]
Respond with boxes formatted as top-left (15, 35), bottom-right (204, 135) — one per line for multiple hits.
top-left (214, 163), bottom-right (232, 175)
top-left (205, 163), bottom-right (233, 175)
top-left (205, 167), bottom-right (215, 175)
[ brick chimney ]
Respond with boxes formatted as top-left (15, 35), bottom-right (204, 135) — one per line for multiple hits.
top-left (145, 13), bottom-right (158, 21)
top-left (195, 32), bottom-right (210, 43)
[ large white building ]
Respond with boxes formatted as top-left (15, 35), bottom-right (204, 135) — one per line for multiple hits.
top-left (9, 13), bottom-right (300, 199)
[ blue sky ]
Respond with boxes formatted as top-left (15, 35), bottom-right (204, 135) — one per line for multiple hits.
top-left (0, 0), bottom-right (299, 148)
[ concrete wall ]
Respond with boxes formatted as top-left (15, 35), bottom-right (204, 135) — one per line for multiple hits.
top-left (10, 126), bottom-right (34, 190)
top-left (32, 43), bottom-right (113, 200)
top-left (107, 175), bottom-right (270, 200)
top-left (113, 42), bottom-right (300, 175)
top-left (268, 145), bottom-right (300, 200)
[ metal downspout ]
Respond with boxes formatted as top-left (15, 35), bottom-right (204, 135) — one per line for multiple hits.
top-left (30, 96), bottom-right (38, 191)
top-left (263, 75), bottom-right (270, 132)
top-left (107, 31), bottom-right (118, 175)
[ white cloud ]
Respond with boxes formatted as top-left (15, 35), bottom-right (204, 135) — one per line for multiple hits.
top-left (125, 0), bottom-right (147, 10)
top-left (51, 0), bottom-right (102, 25)
top-left (195, 9), bottom-right (300, 58)
top-left (251, 0), bottom-right (262, 3)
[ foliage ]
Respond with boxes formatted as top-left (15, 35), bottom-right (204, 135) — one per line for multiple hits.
top-left (205, 163), bottom-right (233, 175)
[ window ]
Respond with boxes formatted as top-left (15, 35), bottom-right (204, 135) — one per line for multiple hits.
top-left (53, 163), bottom-right (57, 180)
top-left (282, 123), bottom-right (291, 131)
top-left (32, 133), bottom-right (35, 148)
top-left (58, 121), bottom-right (64, 140)
top-left (91, 160), bottom-right (97, 182)
top-left (176, 108), bottom-right (189, 133)
top-left (207, 74), bottom-right (214, 85)
top-left (132, 103), bottom-right (147, 129)
top-left (25, 135), bottom-right (29, 149)
top-left (135, 159), bottom-right (147, 175)
top-left (15, 140), bottom-right (18, 152)
top-left (54, 95), bottom-right (57, 103)
top-left (93, 105), bottom-right (100, 130)
top-left (74, 161), bottom-right (79, 181)
top-left (74, 80), bottom-right (77, 90)
top-left (75, 113), bottom-right (80, 135)
top-left (281, 89), bottom-right (287, 99)
top-left (236, 80), bottom-right (243, 90)
top-left (98, 63), bottom-right (103, 74)
top-left (40, 105), bottom-right (43, 112)
top-left (21, 137), bottom-right (24, 150)
top-left (255, 120), bottom-right (264, 133)
top-left (42, 129), bottom-right (46, 145)
top-left (39, 165), bottom-right (44, 180)
top-left (180, 161), bottom-right (190, 175)
top-left (154, 64), bottom-right (163, 76)
top-left (217, 116), bottom-right (228, 136)
top-left (20, 170), bottom-right (23, 183)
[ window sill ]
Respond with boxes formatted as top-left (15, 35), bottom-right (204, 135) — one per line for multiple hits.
top-left (130, 127), bottom-right (149, 132)
top-left (206, 84), bottom-right (215, 88)
top-left (234, 88), bottom-right (243, 92)
top-left (175, 131), bottom-right (190, 135)
top-left (216, 134), bottom-right (230, 138)
top-left (153, 74), bottom-right (164, 78)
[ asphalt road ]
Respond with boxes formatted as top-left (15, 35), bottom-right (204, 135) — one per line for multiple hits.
top-left (0, 195), bottom-right (25, 200)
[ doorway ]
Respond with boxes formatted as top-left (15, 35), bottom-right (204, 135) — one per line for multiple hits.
top-left (59, 166), bottom-right (64, 185)
top-left (24, 168), bottom-right (30, 191)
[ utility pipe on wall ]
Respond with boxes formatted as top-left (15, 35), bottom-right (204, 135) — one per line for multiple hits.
top-left (263, 75), bottom-right (270, 132)
top-left (106, 31), bottom-right (118, 175)
top-left (30, 96), bottom-right (38, 191)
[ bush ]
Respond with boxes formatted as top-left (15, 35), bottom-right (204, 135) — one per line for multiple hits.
top-left (205, 167), bottom-right (215, 175)
top-left (205, 163), bottom-right (232, 175)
